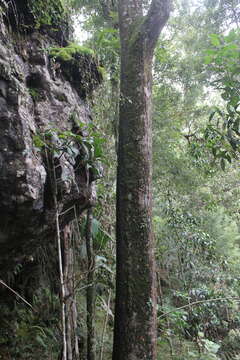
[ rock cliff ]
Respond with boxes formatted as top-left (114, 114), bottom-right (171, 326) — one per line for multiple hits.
top-left (0, 0), bottom-right (101, 287)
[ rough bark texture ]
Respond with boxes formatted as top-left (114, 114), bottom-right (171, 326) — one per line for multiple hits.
top-left (113, 1), bottom-right (170, 359)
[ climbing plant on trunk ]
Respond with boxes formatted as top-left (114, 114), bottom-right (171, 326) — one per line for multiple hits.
top-left (113, 0), bottom-right (171, 359)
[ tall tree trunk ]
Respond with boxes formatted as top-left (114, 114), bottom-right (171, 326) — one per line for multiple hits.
top-left (113, 1), bottom-right (171, 359)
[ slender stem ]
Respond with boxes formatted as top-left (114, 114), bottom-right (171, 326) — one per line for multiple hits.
top-left (99, 290), bottom-right (112, 360)
top-left (0, 279), bottom-right (34, 310)
top-left (51, 155), bottom-right (67, 360)
top-left (86, 207), bottom-right (96, 360)
top-left (159, 296), bottom-right (240, 319)
top-left (167, 318), bottom-right (174, 358)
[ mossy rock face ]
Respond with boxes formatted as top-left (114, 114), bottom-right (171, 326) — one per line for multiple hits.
top-left (4, 0), bottom-right (70, 43)
top-left (50, 43), bottom-right (103, 98)
top-left (50, 43), bottom-right (95, 61)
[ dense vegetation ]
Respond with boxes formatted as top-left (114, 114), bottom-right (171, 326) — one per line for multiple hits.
top-left (1, 0), bottom-right (240, 359)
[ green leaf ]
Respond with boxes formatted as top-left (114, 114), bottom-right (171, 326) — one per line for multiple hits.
top-left (223, 43), bottom-right (238, 51)
top-left (204, 55), bottom-right (213, 65)
top-left (35, 335), bottom-right (47, 349)
top-left (210, 34), bottom-right (220, 47)
top-left (212, 147), bottom-right (217, 157)
top-left (233, 117), bottom-right (240, 134)
top-left (209, 111), bottom-right (216, 122)
top-left (224, 153), bottom-right (232, 163)
top-left (229, 138), bottom-right (238, 150)
top-left (205, 49), bottom-right (217, 55)
top-left (92, 218), bottom-right (100, 238)
top-left (221, 92), bottom-right (229, 100)
top-left (220, 158), bottom-right (226, 170)
top-left (33, 135), bottom-right (45, 148)
top-left (92, 221), bottom-right (112, 249)
top-left (215, 108), bottom-right (223, 117)
top-left (225, 30), bottom-right (237, 43)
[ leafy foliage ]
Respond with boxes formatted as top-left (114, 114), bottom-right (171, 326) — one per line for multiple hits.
top-left (202, 30), bottom-right (240, 166)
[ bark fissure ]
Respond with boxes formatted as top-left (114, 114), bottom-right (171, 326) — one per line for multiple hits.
top-left (113, 0), bottom-right (170, 359)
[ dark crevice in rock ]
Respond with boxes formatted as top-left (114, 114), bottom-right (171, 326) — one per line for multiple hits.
top-left (26, 72), bottom-right (49, 90)
top-left (43, 171), bottom-right (54, 210)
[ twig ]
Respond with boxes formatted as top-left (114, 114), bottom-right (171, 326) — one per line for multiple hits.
top-left (52, 163), bottom-right (67, 360)
top-left (0, 279), bottom-right (34, 310)
top-left (159, 296), bottom-right (240, 319)
top-left (99, 290), bottom-right (112, 360)
top-left (47, 147), bottom-right (67, 360)
top-left (86, 207), bottom-right (96, 360)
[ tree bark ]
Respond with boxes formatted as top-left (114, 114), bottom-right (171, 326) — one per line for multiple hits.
top-left (113, 1), bottom-right (170, 359)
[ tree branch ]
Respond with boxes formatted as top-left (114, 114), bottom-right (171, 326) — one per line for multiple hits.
top-left (159, 296), bottom-right (240, 319)
top-left (142, 0), bottom-right (171, 53)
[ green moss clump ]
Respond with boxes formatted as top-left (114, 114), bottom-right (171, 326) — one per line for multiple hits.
top-left (49, 42), bottom-right (102, 99)
top-left (49, 43), bottom-right (94, 62)
top-left (97, 66), bottom-right (106, 78)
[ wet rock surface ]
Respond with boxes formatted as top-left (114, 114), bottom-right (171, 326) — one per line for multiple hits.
top-left (0, 1), bottom-right (100, 275)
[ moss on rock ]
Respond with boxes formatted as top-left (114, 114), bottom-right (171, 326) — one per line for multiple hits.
top-left (5, 0), bottom-right (70, 43)
top-left (28, 0), bottom-right (64, 29)
top-left (50, 43), bottom-right (94, 61)
top-left (49, 43), bottom-right (102, 98)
